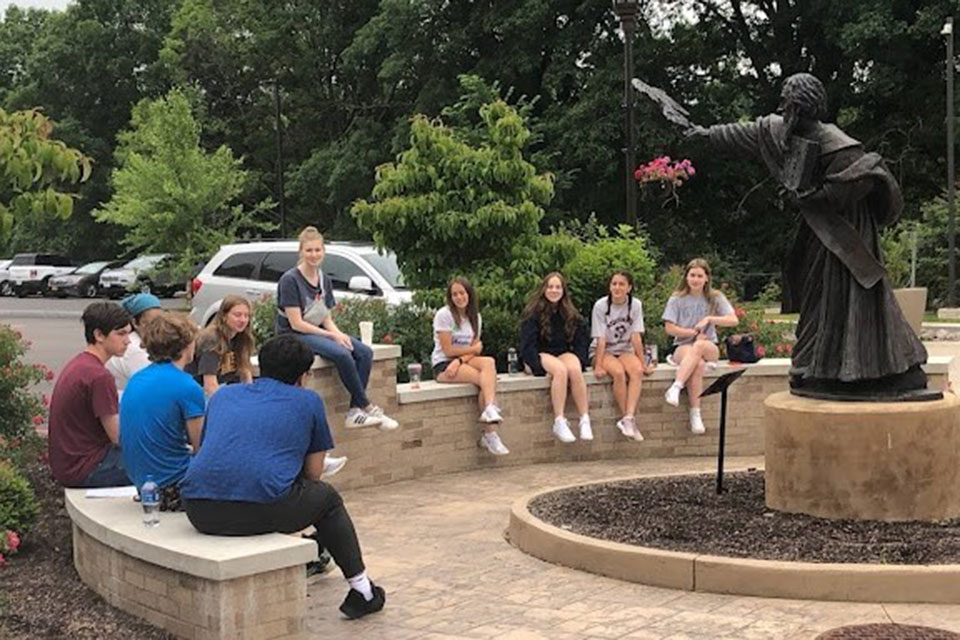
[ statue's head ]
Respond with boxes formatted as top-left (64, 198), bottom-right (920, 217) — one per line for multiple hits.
top-left (779, 73), bottom-right (827, 138)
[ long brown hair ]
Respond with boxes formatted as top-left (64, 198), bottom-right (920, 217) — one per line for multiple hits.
top-left (446, 277), bottom-right (480, 338)
top-left (522, 272), bottom-right (580, 342)
top-left (200, 295), bottom-right (255, 377)
top-left (674, 258), bottom-right (720, 312)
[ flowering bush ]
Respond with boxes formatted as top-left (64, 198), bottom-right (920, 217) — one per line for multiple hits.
top-left (0, 461), bottom-right (38, 536)
top-left (718, 304), bottom-right (795, 361)
top-left (0, 529), bottom-right (21, 566)
top-left (634, 156), bottom-right (695, 205)
top-left (0, 324), bottom-right (47, 445)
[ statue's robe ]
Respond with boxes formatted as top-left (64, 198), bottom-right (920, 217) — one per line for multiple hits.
top-left (708, 115), bottom-right (927, 384)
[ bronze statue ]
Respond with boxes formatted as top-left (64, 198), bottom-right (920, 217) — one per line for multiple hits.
top-left (639, 73), bottom-right (937, 400)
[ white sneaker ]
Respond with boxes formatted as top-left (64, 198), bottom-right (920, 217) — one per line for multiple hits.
top-left (479, 404), bottom-right (503, 423)
top-left (616, 417), bottom-right (636, 439)
top-left (345, 407), bottom-right (382, 429)
top-left (480, 432), bottom-right (510, 455)
top-left (322, 455), bottom-right (348, 478)
top-left (666, 353), bottom-right (678, 366)
top-left (366, 404), bottom-right (399, 431)
top-left (665, 384), bottom-right (682, 407)
top-left (690, 409), bottom-right (706, 435)
top-left (705, 361), bottom-right (718, 372)
top-left (579, 415), bottom-right (593, 441)
top-left (552, 417), bottom-right (576, 443)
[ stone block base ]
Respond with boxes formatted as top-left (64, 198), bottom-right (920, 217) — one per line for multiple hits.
top-left (72, 525), bottom-right (306, 640)
top-left (764, 391), bottom-right (960, 521)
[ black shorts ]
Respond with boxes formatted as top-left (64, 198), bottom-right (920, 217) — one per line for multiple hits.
top-left (433, 360), bottom-right (451, 377)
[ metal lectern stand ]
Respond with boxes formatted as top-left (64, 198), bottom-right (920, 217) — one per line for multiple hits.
top-left (700, 368), bottom-right (747, 494)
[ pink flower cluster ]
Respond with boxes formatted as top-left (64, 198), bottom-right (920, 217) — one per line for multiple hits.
top-left (634, 156), bottom-right (696, 187)
top-left (0, 530), bottom-right (21, 566)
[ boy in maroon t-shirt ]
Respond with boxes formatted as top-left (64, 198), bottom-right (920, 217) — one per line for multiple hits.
top-left (48, 302), bottom-right (133, 487)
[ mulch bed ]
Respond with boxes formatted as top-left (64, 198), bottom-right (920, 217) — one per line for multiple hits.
top-left (529, 471), bottom-right (960, 564)
top-left (0, 454), bottom-right (172, 640)
top-left (816, 624), bottom-right (960, 639)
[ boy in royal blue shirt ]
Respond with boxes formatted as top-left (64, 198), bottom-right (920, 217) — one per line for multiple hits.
top-left (120, 314), bottom-right (205, 506)
top-left (181, 335), bottom-right (385, 620)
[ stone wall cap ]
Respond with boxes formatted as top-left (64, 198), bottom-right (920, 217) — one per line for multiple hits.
top-left (252, 342), bottom-right (401, 372)
top-left (398, 357), bottom-right (951, 404)
top-left (65, 489), bottom-right (316, 581)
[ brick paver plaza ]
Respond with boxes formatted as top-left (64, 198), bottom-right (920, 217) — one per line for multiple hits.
top-left (304, 456), bottom-right (960, 639)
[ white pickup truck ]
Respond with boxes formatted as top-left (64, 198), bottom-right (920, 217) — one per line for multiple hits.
top-left (8, 253), bottom-right (77, 296)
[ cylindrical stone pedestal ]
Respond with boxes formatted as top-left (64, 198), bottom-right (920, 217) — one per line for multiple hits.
top-left (764, 391), bottom-right (960, 521)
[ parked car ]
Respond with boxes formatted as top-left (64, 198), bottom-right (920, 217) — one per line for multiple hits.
top-left (99, 254), bottom-right (183, 298)
top-left (189, 241), bottom-right (412, 326)
top-left (0, 259), bottom-right (13, 297)
top-left (47, 260), bottom-right (125, 298)
top-left (8, 253), bottom-right (76, 296)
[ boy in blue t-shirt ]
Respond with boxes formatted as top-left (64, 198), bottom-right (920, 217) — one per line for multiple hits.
top-left (120, 314), bottom-right (205, 505)
top-left (181, 335), bottom-right (385, 620)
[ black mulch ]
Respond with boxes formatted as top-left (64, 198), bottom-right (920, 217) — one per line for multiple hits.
top-left (528, 471), bottom-right (960, 564)
top-left (0, 453), bottom-right (172, 640)
top-left (816, 623), bottom-right (960, 639)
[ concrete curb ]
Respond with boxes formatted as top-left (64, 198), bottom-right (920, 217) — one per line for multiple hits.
top-left (506, 473), bottom-right (960, 604)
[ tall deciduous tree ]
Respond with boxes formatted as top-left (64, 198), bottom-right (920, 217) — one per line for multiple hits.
top-left (94, 89), bottom-right (271, 273)
top-left (0, 108), bottom-right (91, 240)
top-left (351, 97), bottom-right (553, 292)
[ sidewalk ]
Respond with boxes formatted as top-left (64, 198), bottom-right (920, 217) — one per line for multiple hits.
top-left (307, 456), bottom-right (960, 639)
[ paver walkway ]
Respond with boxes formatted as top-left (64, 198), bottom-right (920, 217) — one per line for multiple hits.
top-left (306, 456), bottom-right (960, 639)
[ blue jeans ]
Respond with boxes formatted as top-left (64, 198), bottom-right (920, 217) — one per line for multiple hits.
top-left (81, 446), bottom-right (131, 488)
top-left (296, 334), bottom-right (373, 409)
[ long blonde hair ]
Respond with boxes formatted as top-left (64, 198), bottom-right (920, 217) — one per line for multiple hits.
top-left (674, 258), bottom-right (721, 311)
top-left (198, 295), bottom-right (255, 378)
top-left (297, 226), bottom-right (324, 264)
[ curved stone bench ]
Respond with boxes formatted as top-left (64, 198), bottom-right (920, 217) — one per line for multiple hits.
top-left (66, 489), bottom-right (315, 640)
top-left (507, 478), bottom-right (960, 604)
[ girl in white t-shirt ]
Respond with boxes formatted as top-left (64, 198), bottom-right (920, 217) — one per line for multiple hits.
top-left (431, 277), bottom-right (508, 456)
top-left (591, 270), bottom-right (656, 442)
top-left (661, 258), bottom-right (738, 434)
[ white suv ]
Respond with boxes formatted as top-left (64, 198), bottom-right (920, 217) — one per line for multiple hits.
top-left (189, 241), bottom-right (412, 326)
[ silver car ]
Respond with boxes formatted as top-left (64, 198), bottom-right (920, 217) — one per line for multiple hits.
top-left (188, 241), bottom-right (412, 326)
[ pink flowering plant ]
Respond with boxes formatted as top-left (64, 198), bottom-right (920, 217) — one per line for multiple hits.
top-left (717, 304), bottom-right (795, 362)
top-left (634, 156), bottom-right (696, 206)
top-left (0, 529), bottom-right (21, 566)
top-left (0, 324), bottom-right (47, 452)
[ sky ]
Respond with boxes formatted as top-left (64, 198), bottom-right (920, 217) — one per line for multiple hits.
top-left (1, 0), bottom-right (71, 13)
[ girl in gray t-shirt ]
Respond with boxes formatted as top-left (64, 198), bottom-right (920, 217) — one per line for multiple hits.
top-left (590, 270), bottom-right (656, 442)
top-left (661, 258), bottom-right (738, 435)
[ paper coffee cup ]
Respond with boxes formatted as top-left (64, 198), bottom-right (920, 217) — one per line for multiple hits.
top-left (359, 321), bottom-right (374, 345)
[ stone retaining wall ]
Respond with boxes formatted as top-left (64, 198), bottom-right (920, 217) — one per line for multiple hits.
top-left (308, 348), bottom-right (951, 492)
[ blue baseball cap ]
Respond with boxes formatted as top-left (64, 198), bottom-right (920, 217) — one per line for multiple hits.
top-left (120, 293), bottom-right (163, 319)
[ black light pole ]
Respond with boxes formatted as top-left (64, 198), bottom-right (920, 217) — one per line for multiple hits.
top-left (945, 18), bottom-right (956, 306)
top-left (613, 0), bottom-right (640, 228)
top-left (274, 80), bottom-right (287, 238)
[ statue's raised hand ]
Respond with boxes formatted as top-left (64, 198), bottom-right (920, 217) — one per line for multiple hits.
top-left (684, 125), bottom-right (709, 140)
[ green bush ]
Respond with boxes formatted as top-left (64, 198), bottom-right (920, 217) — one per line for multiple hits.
top-left (0, 462), bottom-right (38, 535)
top-left (563, 225), bottom-right (657, 318)
top-left (0, 324), bottom-right (47, 447)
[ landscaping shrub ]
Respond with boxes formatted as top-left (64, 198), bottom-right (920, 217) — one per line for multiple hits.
top-left (0, 462), bottom-right (38, 536)
top-left (0, 324), bottom-right (47, 446)
top-left (563, 224), bottom-right (657, 318)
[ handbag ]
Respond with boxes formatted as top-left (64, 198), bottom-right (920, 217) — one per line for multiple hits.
top-left (724, 334), bottom-right (760, 363)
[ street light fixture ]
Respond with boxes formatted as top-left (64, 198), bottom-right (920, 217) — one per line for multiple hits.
top-left (613, 0), bottom-right (640, 228)
top-left (944, 17), bottom-right (956, 306)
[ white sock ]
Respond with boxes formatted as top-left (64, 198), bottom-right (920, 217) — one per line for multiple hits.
top-left (671, 381), bottom-right (684, 391)
top-left (347, 571), bottom-right (374, 601)
top-left (690, 407), bottom-right (701, 418)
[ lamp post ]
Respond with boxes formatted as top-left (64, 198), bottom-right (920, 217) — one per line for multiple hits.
top-left (944, 17), bottom-right (956, 305)
top-left (274, 81), bottom-right (287, 238)
top-left (613, 0), bottom-right (640, 228)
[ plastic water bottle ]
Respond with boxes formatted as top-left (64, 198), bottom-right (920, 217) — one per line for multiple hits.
top-left (141, 475), bottom-right (160, 528)
top-left (507, 348), bottom-right (519, 375)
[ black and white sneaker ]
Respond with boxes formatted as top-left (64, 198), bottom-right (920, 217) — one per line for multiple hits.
top-left (339, 583), bottom-right (386, 619)
top-left (344, 407), bottom-right (382, 429)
